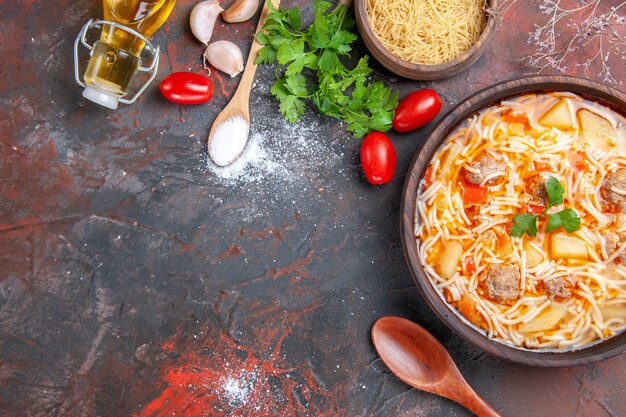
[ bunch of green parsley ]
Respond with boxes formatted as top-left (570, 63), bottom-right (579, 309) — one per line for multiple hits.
top-left (255, 0), bottom-right (398, 138)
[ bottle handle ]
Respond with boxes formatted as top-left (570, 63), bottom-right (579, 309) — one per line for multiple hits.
top-left (73, 19), bottom-right (160, 105)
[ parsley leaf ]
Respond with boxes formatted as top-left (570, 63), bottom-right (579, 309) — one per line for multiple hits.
top-left (545, 212), bottom-right (562, 233)
top-left (510, 214), bottom-right (539, 238)
top-left (545, 176), bottom-right (564, 209)
top-left (509, 177), bottom-right (581, 238)
top-left (327, 30), bottom-right (358, 53)
top-left (256, 0), bottom-right (397, 138)
top-left (546, 208), bottom-right (581, 233)
top-left (286, 7), bottom-right (301, 30)
top-left (559, 208), bottom-right (582, 232)
top-left (279, 95), bottom-right (305, 123)
top-left (256, 43), bottom-right (276, 64)
top-left (283, 73), bottom-right (308, 97)
top-left (270, 77), bottom-right (307, 122)
top-left (276, 38), bottom-right (306, 65)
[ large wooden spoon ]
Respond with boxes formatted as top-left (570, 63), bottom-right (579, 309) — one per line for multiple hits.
top-left (207, 0), bottom-right (281, 167)
top-left (372, 316), bottom-right (502, 417)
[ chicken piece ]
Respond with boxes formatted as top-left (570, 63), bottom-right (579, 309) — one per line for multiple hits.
top-left (466, 154), bottom-right (505, 186)
top-left (527, 173), bottom-right (551, 205)
top-left (481, 264), bottom-right (520, 304)
top-left (604, 232), bottom-right (620, 253)
top-left (543, 277), bottom-right (573, 301)
top-left (602, 169), bottom-right (626, 212)
top-left (603, 231), bottom-right (626, 263)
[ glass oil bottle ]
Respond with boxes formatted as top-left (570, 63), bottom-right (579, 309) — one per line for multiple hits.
top-left (74, 0), bottom-right (176, 109)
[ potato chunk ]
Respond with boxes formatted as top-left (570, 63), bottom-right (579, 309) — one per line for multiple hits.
top-left (525, 242), bottom-right (544, 268)
top-left (436, 241), bottom-right (463, 278)
top-left (579, 109), bottom-right (617, 151)
top-left (600, 304), bottom-right (626, 321)
top-left (617, 125), bottom-right (626, 154)
top-left (519, 306), bottom-right (567, 333)
top-left (539, 99), bottom-right (574, 130)
top-left (458, 294), bottom-right (485, 328)
top-left (550, 234), bottom-right (588, 260)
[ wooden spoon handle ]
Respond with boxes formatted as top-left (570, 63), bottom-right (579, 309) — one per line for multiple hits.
top-left (234, 0), bottom-right (281, 102)
top-left (453, 387), bottom-right (502, 417)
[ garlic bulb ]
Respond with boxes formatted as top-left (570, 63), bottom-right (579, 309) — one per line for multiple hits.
top-left (223, 0), bottom-right (260, 23)
top-left (190, 0), bottom-right (223, 45)
top-left (204, 41), bottom-right (244, 78)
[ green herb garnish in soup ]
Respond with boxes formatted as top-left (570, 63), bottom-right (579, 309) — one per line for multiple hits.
top-left (510, 176), bottom-right (581, 238)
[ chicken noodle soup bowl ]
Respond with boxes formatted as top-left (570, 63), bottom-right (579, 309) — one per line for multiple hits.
top-left (401, 76), bottom-right (626, 366)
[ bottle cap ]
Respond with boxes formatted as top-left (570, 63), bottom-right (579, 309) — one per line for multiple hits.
top-left (82, 86), bottom-right (119, 110)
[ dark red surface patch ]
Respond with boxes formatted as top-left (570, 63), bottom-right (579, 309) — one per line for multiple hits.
top-left (137, 330), bottom-right (336, 416)
top-left (213, 244), bottom-right (242, 263)
top-left (1, 132), bottom-right (74, 214)
top-left (136, 297), bottom-right (339, 417)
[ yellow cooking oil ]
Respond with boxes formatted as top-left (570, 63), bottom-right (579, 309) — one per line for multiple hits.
top-left (82, 0), bottom-right (175, 106)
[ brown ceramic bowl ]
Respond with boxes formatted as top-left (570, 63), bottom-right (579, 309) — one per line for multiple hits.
top-left (401, 75), bottom-right (626, 366)
top-left (354, 0), bottom-right (498, 80)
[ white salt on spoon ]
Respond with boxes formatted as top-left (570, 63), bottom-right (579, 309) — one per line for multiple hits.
top-left (209, 115), bottom-right (249, 166)
top-left (207, 0), bottom-right (280, 167)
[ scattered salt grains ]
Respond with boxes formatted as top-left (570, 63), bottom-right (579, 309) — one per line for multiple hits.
top-left (204, 92), bottom-right (354, 222)
top-left (206, 115), bottom-right (345, 187)
top-left (207, 131), bottom-right (282, 181)
top-left (208, 116), bottom-right (249, 167)
top-left (220, 371), bottom-right (257, 407)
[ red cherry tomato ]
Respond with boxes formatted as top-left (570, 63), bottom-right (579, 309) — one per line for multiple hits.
top-left (159, 72), bottom-right (213, 104)
top-left (392, 89), bottom-right (442, 133)
top-left (360, 132), bottom-right (396, 185)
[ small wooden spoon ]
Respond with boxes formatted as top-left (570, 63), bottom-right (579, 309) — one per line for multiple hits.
top-left (207, 0), bottom-right (281, 167)
top-left (372, 316), bottom-right (502, 417)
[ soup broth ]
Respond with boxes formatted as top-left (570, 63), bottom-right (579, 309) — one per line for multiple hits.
top-left (416, 92), bottom-right (626, 350)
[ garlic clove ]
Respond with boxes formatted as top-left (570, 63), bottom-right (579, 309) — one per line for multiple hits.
top-left (223, 0), bottom-right (260, 23)
top-left (204, 41), bottom-right (244, 78)
top-left (190, 0), bottom-right (224, 45)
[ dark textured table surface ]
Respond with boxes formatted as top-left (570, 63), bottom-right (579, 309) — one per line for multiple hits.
top-left (2, 0), bottom-right (626, 416)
